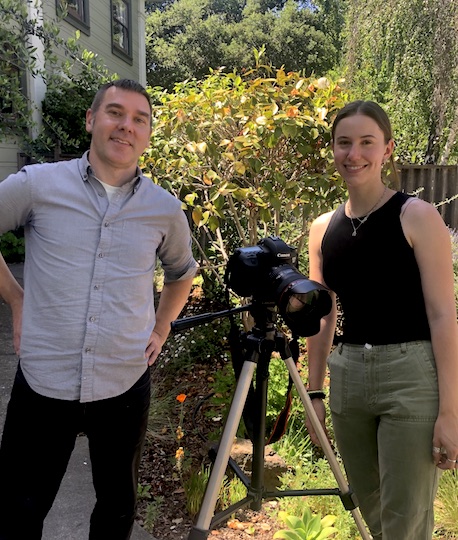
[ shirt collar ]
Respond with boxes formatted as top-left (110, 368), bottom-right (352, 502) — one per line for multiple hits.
top-left (79, 150), bottom-right (142, 192)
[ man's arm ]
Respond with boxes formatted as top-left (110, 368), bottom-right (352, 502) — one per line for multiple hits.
top-left (0, 252), bottom-right (24, 355)
top-left (144, 277), bottom-right (194, 366)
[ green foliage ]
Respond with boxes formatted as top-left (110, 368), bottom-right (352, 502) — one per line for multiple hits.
top-left (265, 357), bottom-right (294, 429)
top-left (272, 414), bottom-right (314, 465)
top-left (0, 1), bottom-right (37, 140)
top-left (142, 58), bottom-right (348, 288)
top-left (142, 495), bottom-right (165, 531)
top-left (343, 0), bottom-right (458, 164)
top-left (137, 482), bottom-right (152, 500)
top-left (274, 506), bottom-right (338, 540)
top-left (145, 0), bottom-right (343, 90)
top-left (35, 48), bottom-right (115, 156)
top-left (277, 459), bottom-right (358, 539)
top-left (0, 230), bottom-right (25, 263)
top-left (183, 463), bottom-right (210, 517)
top-left (31, 83), bottom-right (92, 157)
top-left (175, 321), bottom-right (232, 369)
top-left (217, 474), bottom-right (247, 514)
top-left (205, 361), bottom-right (241, 439)
top-left (263, 1), bottom-right (338, 76)
top-left (435, 470), bottom-right (458, 537)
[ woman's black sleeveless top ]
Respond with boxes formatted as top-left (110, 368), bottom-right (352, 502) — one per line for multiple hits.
top-left (322, 191), bottom-right (431, 344)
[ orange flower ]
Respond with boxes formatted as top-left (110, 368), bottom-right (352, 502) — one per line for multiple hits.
top-left (176, 394), bottom-right (186, 403)
top-left (286, 106), bottom-right (299, 118)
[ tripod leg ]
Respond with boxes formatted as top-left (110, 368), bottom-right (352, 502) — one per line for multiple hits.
top-left (282, 355), bottom-right (373, 540)
top-left (249, 350), bottom-right (269, 510)
top-left (189, 355), bottom-right (258, 539)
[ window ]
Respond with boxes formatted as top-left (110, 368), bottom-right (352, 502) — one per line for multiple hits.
top-left (56, 0), bottom-right (90, 35)
top-left (0, 47), bottom-right (24, 123)
top-left (0, 95), bottom-right (14, 116)
top-left (111, 0), bottom-right (132, 63)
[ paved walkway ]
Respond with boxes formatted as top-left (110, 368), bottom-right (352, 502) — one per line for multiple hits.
top-left (0, 263), bottom-right (156, 540)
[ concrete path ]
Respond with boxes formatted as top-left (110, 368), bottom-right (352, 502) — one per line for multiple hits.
top-left (0, 264), bottom-right (156, 540)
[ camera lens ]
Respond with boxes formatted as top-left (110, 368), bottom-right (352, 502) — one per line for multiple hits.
top-left (275, 273), bottom-right (332, 336)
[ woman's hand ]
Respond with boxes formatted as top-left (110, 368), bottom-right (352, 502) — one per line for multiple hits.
top-left (305, 398), bottom-right (330, 447)
top-left (432, 412), bottom-right (458, 470)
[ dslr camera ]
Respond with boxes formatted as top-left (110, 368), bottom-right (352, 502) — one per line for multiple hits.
top-left (225, 236), bottom-right (331, 337)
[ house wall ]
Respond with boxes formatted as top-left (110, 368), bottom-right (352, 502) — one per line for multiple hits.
top-left (0, 139), bottom-right (20, 181)
top-left (42, 0), bottom-right (145, 85)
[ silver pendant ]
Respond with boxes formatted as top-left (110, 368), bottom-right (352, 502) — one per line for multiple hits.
top-left (352, 231), bottom-right (357, 237)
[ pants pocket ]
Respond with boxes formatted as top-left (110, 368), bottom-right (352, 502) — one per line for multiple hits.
top-left (327, 347), bottom-right (347, 415)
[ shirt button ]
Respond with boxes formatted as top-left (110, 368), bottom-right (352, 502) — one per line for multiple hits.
top-left (85, 348), bottom-right (92, 353)
top-left (89, 316), bottom-right (96, 322)
top-left (98, 253), bottom-right (103, 258)
top-left (94, 285), bottom-right (99, 290)
top-left (104, 221), bottom-right (110, 227)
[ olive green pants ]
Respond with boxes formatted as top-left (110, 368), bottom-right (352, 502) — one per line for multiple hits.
top-left (328, 341), bottom-right (441, 540)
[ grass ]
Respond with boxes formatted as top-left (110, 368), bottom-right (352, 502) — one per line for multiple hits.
top-left (435, 471), bottom-right (458, 537)
top-left (272, 418), bottom-right (359, 540)
top-left (184, 464), bottom-right (211, 518)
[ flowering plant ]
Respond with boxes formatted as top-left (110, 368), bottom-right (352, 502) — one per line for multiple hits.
top-left (175, 394), bottom-right (187, 474)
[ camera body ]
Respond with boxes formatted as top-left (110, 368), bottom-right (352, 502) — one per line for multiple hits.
top-left (225, 236), bottom-right (298, 301)
top-left (225, 236), bottom-right (331, 336)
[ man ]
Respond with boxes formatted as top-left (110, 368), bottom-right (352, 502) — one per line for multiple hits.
top-left (0, 79), bottom-right (198, 539)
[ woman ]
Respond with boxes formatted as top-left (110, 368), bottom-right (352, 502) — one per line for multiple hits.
top-left (305, 100), bottom-right (458, 540)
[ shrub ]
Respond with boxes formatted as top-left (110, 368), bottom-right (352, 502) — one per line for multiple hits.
top-left (0, 229), bottom-right (25, 263)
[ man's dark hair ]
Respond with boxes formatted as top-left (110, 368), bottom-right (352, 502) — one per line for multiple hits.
top-left (90, 79), bottom-right (152, 118)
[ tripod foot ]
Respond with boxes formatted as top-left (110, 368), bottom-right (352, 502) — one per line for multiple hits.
top-left (187, 526), bottom-right (209, 540)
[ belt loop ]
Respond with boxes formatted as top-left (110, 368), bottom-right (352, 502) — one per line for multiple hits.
top-left (401, 342), bottom-right (407, 353)
top-left (337, 343), bottom-right (343, 354)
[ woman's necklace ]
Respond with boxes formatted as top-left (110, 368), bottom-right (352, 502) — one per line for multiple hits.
top-left (347, 185), bottom-right (387, 237)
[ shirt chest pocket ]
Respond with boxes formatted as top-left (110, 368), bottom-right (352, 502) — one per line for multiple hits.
top-left (117, 220), bottom-right (161, 272)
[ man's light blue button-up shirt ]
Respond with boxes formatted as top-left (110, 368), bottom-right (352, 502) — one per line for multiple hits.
top-left (0, 152), bottom-right (197, 402)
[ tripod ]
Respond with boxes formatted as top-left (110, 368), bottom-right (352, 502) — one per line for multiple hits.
top-left (187, 304), bottom-right (372, 540)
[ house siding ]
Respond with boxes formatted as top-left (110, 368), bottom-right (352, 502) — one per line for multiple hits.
top-left (42, 0), bottom-right (143, 84)
top-left (0, 139), bottom-right (20, 180)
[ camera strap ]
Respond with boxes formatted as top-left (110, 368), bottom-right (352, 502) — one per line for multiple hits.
top-left (266, 335), bottom-right (299, 444)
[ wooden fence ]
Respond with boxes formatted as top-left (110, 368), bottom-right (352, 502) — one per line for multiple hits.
top-left (399, 164), bottom-right (458, 229)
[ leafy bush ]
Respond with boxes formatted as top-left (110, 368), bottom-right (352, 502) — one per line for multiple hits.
top-left (0, 229), bottom-right (25, 263)
top-left (141, 52), bottom-right (348, 291)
